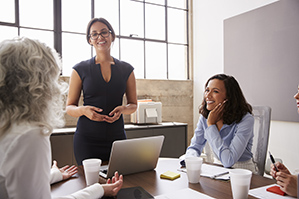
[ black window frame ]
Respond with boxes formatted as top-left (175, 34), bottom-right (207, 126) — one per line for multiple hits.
top-left (0, 0), bottom-right (189, 80)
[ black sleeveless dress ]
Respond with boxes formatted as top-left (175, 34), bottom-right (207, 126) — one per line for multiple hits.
top-left (73, 57), bottom-right (134, 165)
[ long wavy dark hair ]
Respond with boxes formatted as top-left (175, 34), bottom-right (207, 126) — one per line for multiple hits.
top-left (199, 74), bottom-right (252, 124)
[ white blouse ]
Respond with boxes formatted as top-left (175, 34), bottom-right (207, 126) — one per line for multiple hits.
top-left (0, 123), bottom-right (104, 199)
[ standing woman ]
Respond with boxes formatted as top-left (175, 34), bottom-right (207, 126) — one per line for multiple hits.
top-left (185, 74), bottom-right (256, 172)
top-left (66, 18), bottom-right (137, 165)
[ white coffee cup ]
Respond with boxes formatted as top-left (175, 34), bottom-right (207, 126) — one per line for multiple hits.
top-left (185, 157), bottom-right (203, 183)
top-left (229, 169), bottom-right (252, 199)
top-left (83, 158), bottom-right (102, 186)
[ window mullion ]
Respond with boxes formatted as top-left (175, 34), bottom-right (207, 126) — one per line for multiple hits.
top-left (91, 0), bottom-right (94, 57)
top-left (165, 0), bottom-right (168, 79)
top-left (15, 0), bottom-right (20, 35)
top-left (187, 0), bottom-right (190, 80)
top-left (53, 0), bottom-right (62, 57)
top-left (118, 0), bottom-right (121, 61)
top-left (15, 0), bottom-right (19, 26)
top-left (143, 1), bottom-right (146, 79)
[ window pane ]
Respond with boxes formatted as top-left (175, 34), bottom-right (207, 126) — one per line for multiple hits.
top-left (111, 38), bottom-right (120, 60)
top-left (95, 0), bottom-right (119, 35)
top-left (120, 0), bottom-right (144, 38)
top-left (0, 26), bottom-right (18, 41)
top-left (168, 1), bottom-right (187, 9)
top-left (168, 8), bottom-right (187, 44)
top-left (168, 44), bottom-right (187, 80)
top-left (20, 28), bottom-right (54, 49)
top-left (62, 33), bottom-right (91, 76)
top-left (120, 39), bottom-right (144, 79)
top-left (145, 41), bottom-right (166, 79)
top-left (0, 0), bottom-right (15, 23)
top-left (145, 0), bottom-right (165, 5)
top-left (62, 0), bottom-right (91, 33)
top-left (145, 4), bottom-right (165, 40)
top-left (19, 0), bottom-right (53, 29)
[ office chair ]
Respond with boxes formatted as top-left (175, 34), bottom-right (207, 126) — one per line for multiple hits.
top-left (251, 106), bottom-right (271, 176)
top-left (201, 106), bottom-right (271, 176)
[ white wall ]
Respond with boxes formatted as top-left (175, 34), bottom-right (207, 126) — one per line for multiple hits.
top-left (192, 0), bottom-right (299, 173)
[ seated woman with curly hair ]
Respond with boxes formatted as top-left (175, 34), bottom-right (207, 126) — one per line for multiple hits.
top-left (185, 74), bottom-right (256, 172)
top-left (0, 37), bottom-right (123, 199)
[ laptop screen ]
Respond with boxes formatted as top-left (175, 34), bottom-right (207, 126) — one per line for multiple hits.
top-left (100, 135), bottom-right (164, 178)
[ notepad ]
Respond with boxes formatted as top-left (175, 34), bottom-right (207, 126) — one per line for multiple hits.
top-left (160, 171), bottom-right (180, 180)
top-left (177, 163), bottom-right (230, 180)
top-left (266, 185), bottom-right (286, 196)
top-left (249, 184), bottom-right (294, 199)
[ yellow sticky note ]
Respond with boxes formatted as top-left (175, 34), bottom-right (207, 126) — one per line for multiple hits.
top-left (160, 171), bottom-right (180, 180)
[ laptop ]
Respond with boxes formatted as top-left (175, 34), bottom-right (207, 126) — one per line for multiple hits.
top-left (99, 135), bottom-right (164, 178)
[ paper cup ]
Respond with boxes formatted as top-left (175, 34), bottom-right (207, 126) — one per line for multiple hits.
top-left (185, 157), bottom-right (203, 183)
top-left (229, 169), bottom-right (252, 199)
top-left (83, 158), bottom-right (102, 186)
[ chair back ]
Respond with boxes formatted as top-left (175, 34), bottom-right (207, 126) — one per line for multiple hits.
top-left (201, 106), bottom-right (271, 176)
top-left (251, 106), bottom-right (271, 175)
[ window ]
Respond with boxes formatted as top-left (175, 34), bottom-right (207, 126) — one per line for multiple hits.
top-left (0, 0), bottom-right (189, 80)
top-left (0, 1), bottom-right (15, 23)
top-left (0, 0), bottom-right (54, 48)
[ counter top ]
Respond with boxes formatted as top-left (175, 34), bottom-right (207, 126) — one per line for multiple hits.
top-left (52, 122), bottom-right (187, 135)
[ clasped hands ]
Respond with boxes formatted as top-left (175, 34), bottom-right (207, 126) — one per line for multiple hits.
top-left (83, 105), bottom-right (124, 123)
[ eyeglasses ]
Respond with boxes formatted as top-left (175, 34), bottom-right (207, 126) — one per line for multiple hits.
top-left (89, 30), bottom-right (112, 40)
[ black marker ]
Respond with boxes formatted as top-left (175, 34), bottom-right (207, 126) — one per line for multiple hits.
top-left (269, 151), bottom-right (278, 172)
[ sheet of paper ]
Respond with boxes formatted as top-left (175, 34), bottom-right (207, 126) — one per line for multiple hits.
top-left (200, 164), bottom-right (230, 180)
top-left (155, 188), bottom-right (215, 199)
top-left (249, 184), bottom-right (294, 199)
top-left (178, 163), bottom-right (230, 180)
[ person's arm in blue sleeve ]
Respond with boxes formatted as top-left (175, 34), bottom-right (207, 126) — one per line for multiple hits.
top-left (204, 113), bottom-right (254, 167)
top-left (186, 115), bottom-right (207, 157)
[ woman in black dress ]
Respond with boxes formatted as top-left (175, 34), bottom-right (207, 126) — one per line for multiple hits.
top-left (66, 18), bottom-right (137, 165)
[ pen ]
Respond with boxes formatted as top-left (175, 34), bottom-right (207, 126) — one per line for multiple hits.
top-left (177, 168), bottom-right (186, 173)
top-left (212, 171), bottom-right (229, 179)
top-left (269, 151), bottom-right (279, 172)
